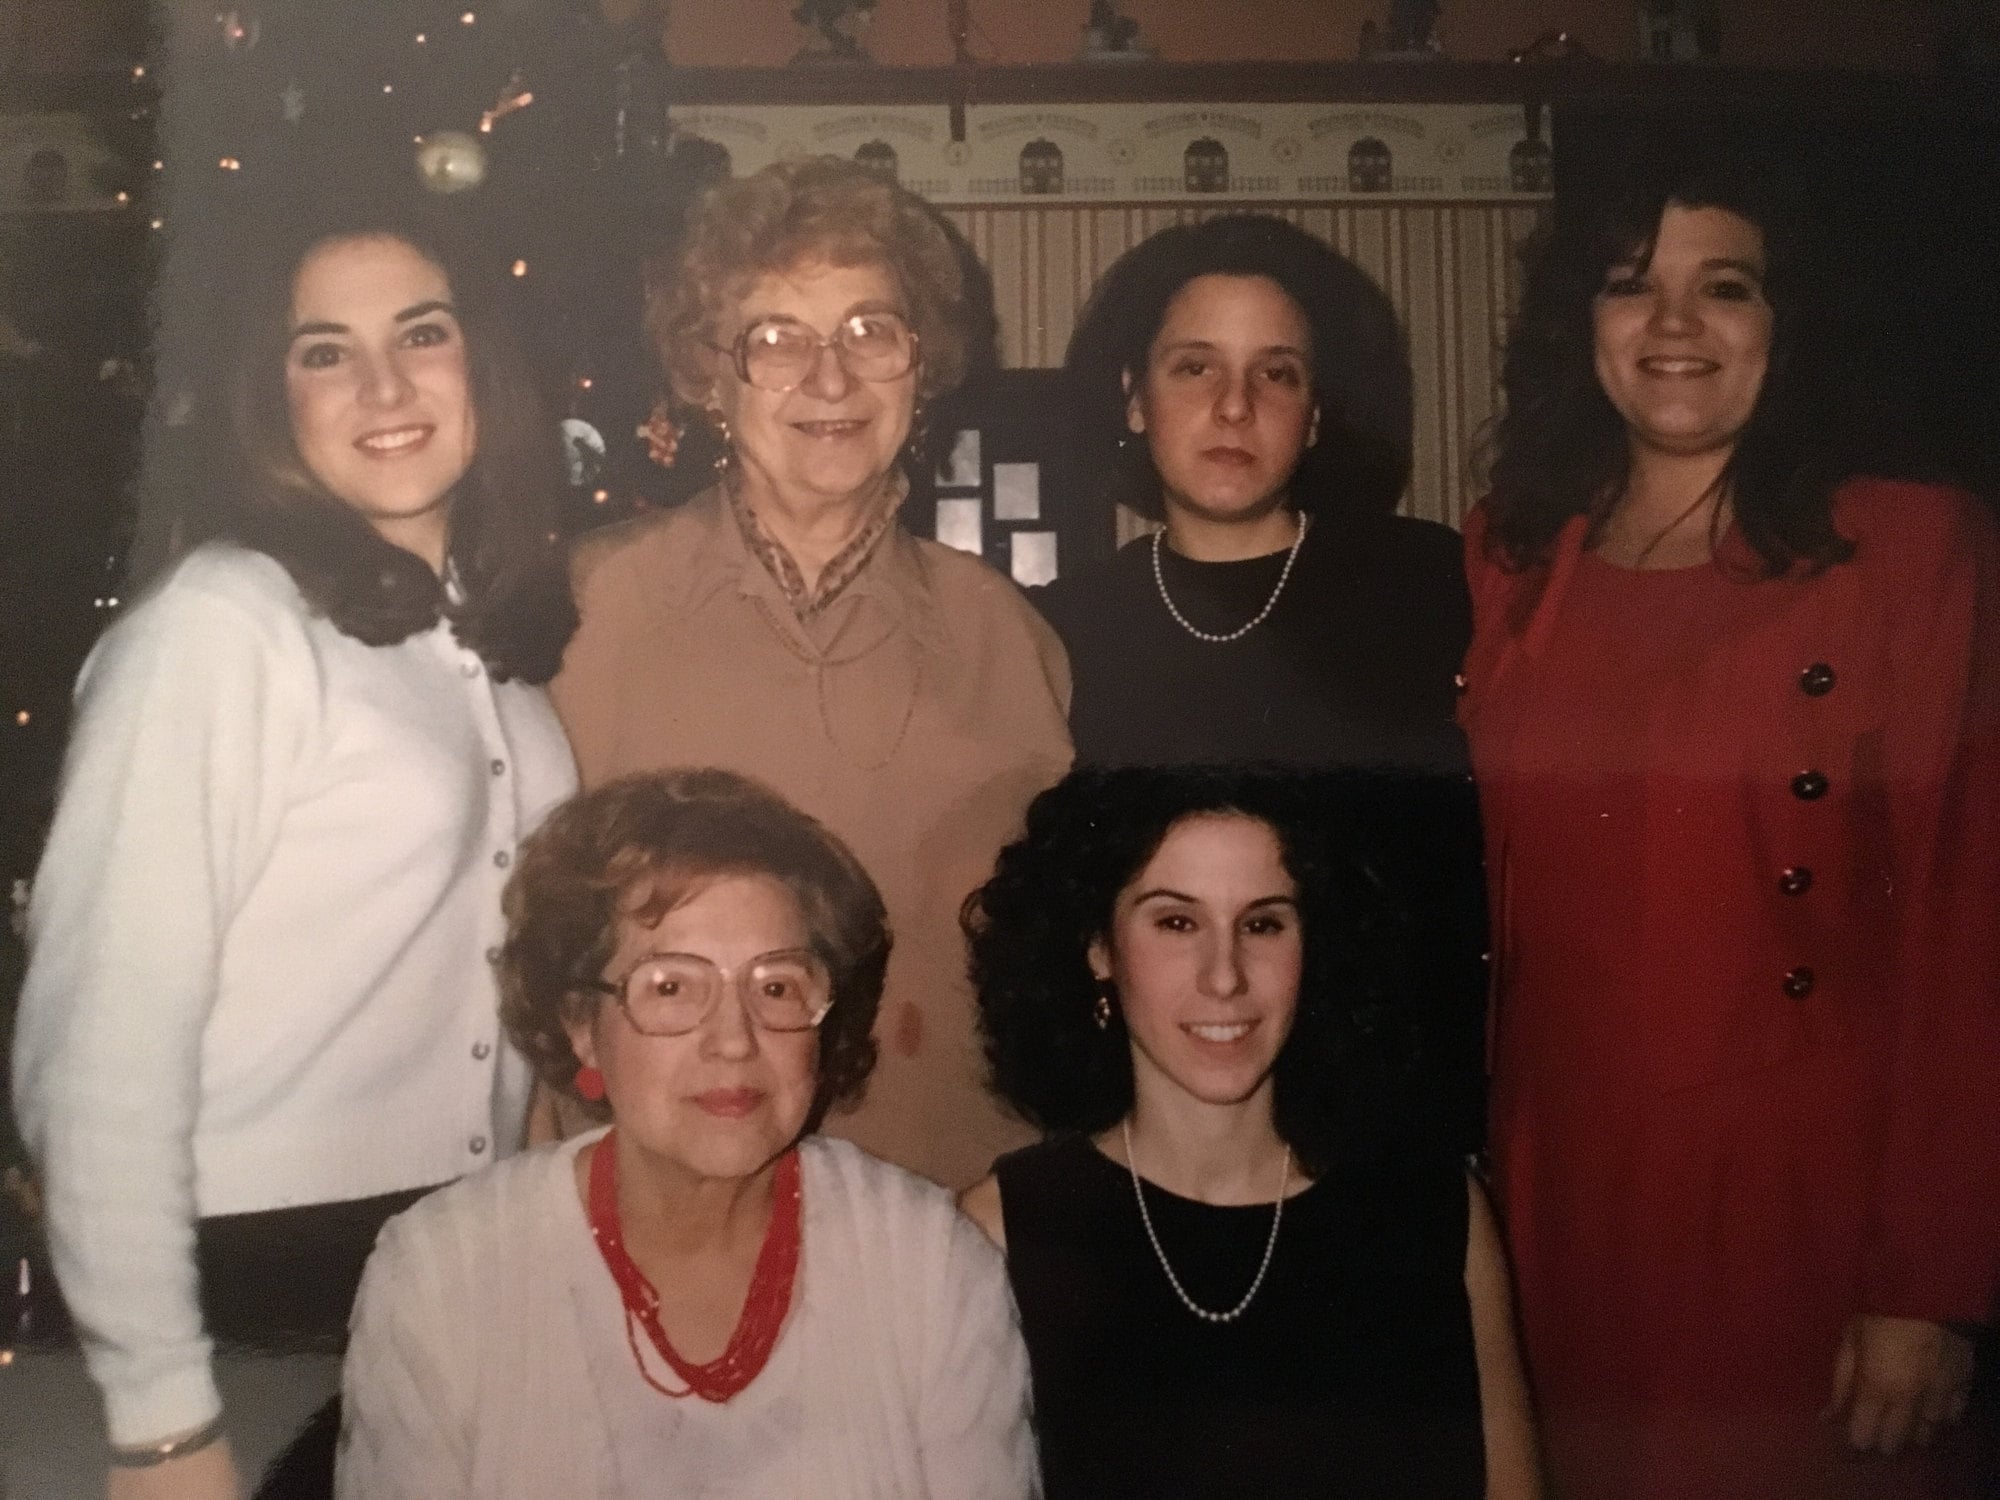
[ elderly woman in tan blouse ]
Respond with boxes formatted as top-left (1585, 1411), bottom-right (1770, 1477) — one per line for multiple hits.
top-left (551, 157), bottom-right (1072, 1188)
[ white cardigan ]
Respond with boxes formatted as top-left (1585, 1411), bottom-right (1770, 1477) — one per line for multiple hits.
top-left (337, 1133), bottom-right (1041, 1500)
top-left (11, 544), bottom-right (576, 1445)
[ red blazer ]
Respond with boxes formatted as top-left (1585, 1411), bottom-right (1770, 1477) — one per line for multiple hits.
top-left (1460, 478), bottom-right (2000, 1327)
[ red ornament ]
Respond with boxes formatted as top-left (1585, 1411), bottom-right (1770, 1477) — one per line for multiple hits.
top-left (574, 1064), bottom-right (605, 1101)
top-left (637, 400), bottom-right (681, 468)
top-left (585, 1129), bottom-right (803, 1403)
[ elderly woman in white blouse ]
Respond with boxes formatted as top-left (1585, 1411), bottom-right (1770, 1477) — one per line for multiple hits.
top-left (336, 769), bottom-right (1037, 1500)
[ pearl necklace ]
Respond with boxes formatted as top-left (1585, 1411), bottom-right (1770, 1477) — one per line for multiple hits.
top-left (1121, 1117), bottom-right (1291, 1324)
top-left (1150, 512), bottom-right (1310, 643)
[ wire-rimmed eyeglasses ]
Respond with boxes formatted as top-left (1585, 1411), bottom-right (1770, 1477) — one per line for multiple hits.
top-left (710, 311), bottom-right (920, 393)
top-left (586, 948), bottom-right (834, 1036)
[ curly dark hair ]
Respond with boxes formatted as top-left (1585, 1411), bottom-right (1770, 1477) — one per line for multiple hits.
top-left (1063, 213), bottom-right (1414, 522)
top-left (196, 183), bottom-right (576, 682)
top-left (500, 770), bottom-right (887, 1133)
top-left (963, 765), bottom-right (1441, 1177)
top-left (1481, 134), bottom-right (1855, 577)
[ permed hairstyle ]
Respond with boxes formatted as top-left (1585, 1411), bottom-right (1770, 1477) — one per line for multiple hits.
top-left (499, 769), bottom-right (888, 1133)
top-left (1063, 213), bottom-right (1414, 522)
top-left (206, 185), bottom-right (576, 682)
top-left (1481, 135), bottom-right (1854, 576)
top-left (646, 156), bottom-right (972, 412)
top-left (963, 765), bottom-right (1435, 1176)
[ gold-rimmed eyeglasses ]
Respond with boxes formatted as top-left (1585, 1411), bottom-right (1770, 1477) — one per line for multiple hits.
top-left (585, 948), bottom-right (834, 1036)
top-left (710, 312), bottom-right (919, 394)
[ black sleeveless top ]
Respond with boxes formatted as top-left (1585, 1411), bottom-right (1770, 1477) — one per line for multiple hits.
top-left (995, 1134), bottom-right (1484, 1499)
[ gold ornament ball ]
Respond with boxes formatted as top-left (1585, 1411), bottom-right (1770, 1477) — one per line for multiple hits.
top-left (416, 131), bottom-right (487, 193)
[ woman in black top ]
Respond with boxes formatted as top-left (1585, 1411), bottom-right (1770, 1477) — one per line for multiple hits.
top-left (959, 767), bottom-right (1540, 1499)
top-left (1035, 213), bottom-right (1466, 775)
top-left (1037, 215), bottom-right (1488, 1155)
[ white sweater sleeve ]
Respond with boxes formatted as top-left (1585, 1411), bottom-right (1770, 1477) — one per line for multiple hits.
top-left (918, 1207), bottom-right (1043, 1500)
top-left (11, 561), bottom-right (316, 1446)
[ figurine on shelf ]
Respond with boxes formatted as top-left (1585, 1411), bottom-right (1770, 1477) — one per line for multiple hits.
top-left (1508, 28), bottom-right (1597, 63)
top-left (1382, 0), bottom-right (1444, 57)
top-left (1638, 0), bottom-right (1719, 62)
top-left (1080, 0), bottom-right (1155, 62)
top-left (791, 0), bottom-right (877, 65)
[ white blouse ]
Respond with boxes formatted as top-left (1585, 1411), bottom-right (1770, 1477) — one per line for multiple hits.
top-left (337, 1132), bottom-right (1041, 1500)
top-left (12, 543), bottom-right (576, 1444)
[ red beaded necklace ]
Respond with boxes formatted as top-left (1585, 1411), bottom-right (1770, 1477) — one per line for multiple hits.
top-left (585, 1129), bottom-right (804, 1403)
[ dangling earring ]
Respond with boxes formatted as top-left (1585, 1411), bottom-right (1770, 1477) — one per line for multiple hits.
top-left (1094, 979), bottom-right (1116, 1031)
top-left (574, 1064), bottom-right (606, 1102)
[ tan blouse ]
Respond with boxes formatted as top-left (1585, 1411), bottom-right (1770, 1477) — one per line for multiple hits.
top-left (552, 487), bottom-right (1073, 1187)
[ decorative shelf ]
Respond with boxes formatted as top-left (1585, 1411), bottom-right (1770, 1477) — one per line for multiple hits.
top-left (655, 60), bottom-right (1987, 119)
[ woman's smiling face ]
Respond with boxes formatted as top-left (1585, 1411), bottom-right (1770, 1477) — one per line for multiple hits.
top-left (1091, 812), bottom-right (1304, 1114)
top-left (1591, 202), bottom-right (1774, 464)
top-left (284, 233), bottom-right (475, 567)
top-left (711, 259), bottom-right (918, 509)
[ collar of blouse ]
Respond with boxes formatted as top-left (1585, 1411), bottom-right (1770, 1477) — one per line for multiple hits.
top-left (651, 481), bottom-right (952, 664)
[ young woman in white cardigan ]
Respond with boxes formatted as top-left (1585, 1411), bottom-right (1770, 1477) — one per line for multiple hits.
top-left (11, 189), bottom-right (577, 1500)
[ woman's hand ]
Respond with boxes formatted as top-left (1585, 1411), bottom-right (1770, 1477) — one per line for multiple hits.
top-left (105, 1437), bottom-right (245, 1500)
top-left (1824, 1314), bottom-right (1975, 1455)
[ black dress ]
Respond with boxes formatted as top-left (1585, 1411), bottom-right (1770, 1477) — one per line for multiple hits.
top-left (1035, 510), bottom-right (1489, 1157)
top-left (995, 1134), bottom-right (1485, 1499)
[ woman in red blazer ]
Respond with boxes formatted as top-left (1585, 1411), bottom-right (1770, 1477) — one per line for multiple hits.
top-left (1460, 143), bottom-right (2000, 1499)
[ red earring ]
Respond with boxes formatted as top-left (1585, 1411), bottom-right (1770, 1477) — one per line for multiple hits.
top-left (574, 1065), bottom-right (606, 1102)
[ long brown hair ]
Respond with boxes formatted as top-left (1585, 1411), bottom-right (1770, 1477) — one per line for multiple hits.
top-left (194, 187), bottom-right (575, 682)
top-left (1481, 138), bottom-right (1855, 577)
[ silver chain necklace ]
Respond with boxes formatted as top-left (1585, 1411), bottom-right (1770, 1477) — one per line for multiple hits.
top-left (1150, 512), bottom-right (1310, 644)
top-left (1121, 1117), bottom-right (1291, 1324)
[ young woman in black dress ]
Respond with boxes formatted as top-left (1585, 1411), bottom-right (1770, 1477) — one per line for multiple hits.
top-left (959, 766), bottom-right (1540, 1500)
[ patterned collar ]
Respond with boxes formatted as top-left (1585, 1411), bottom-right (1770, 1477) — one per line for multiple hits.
top-left (725, 476), bottom-right (904, 623)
